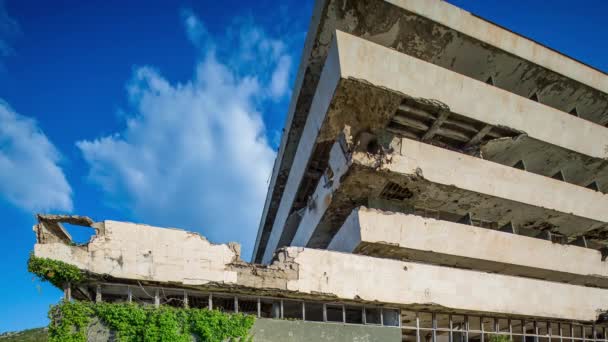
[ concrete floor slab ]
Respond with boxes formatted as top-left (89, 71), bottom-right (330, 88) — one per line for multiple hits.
top-left (328, 207), bottom-right (608, 288)
top-left (291, 138), bottom-right (608, 250)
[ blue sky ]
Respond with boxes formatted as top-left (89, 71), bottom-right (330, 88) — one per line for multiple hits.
top-left (0, 0), bottom-right (606, 333)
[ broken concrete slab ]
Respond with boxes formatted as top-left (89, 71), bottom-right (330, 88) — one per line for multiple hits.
top-left (31, 215), bottom-right (608, 322)
top-left (328, 207), bottom-right (608, 288)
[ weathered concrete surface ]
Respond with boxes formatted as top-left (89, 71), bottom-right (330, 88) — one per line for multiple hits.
top-left (287, 247), bottom-right (608, 322)
top-left (255, 29), bottom-right (608, 263)
top-left (334, 30), bottom-right (608, 161)
top-left (35, 220), bottom-right (240, 285)
top-left (291, 138), bottom-right (608, 250)
top-left (33, 216), bottom-right (608, 321)
top-left (328, 207), bottom-right (608, 288)
top-left (251, 318), bottom-right (401, 342)
top-left (480, 135), bottom-right (608, 193)
top-left (253, 0), bottom-right (608, 263)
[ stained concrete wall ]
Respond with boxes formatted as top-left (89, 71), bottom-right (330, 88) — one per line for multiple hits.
top-left (251, 319), bottom-right (401, 342)
top-left (386, 0), bottom-right (608, 92)
top-left (328, 207), bottom-right (608, 288)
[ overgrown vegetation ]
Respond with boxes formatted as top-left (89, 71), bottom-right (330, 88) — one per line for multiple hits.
top-left (27, 255), bottom-right (84, 288)
top-left (48, 301), bottom-right (255, 342)
top-left (488, 335), bottom-right (511, 342)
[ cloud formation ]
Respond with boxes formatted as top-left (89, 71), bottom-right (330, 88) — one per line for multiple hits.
top-left (0, 101), bottom-right (73, 212)
top-left (77, 10), bottom-right (294, 259)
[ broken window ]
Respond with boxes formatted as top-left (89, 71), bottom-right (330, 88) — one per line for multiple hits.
top-left (325, 304), bottom-right (343, 322)
top-left (259, 298), bottom-right (281, 319)
top-left (282, 300), bottom-right (303, 320)
top-left (382, 309), bottom-right (400, 327)
top-left (345, 306), bottom-right (363, 324)
top-left (365, 307), bottom-right (382, 325)
top-left (304, 302), bottom-right (324, 322)
top-left (188, 293), bottom-right (209, 309)
top-left (237, 297), bottom-right (258, 316)
top-left (212, 295), bottom-right (235, 312)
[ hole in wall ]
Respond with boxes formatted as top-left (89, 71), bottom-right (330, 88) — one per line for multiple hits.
top-left (62, 223), bottom-right (96, 244)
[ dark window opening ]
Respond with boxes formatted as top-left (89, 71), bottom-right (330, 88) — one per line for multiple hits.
top-left (326, 305), bottom-right (343, 322)
top-left (345, 306), bottom-right (363, 324)
top-left (283, 301), bottom-right (303, 320)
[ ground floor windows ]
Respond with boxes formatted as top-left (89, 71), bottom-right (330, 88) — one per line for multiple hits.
top-left (84, 282), bottom-right (400, 328)
top-left (401, 311), bottom-right (607, 342)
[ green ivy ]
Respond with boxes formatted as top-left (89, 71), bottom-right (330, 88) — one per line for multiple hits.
top-left (48, 301), bottom-right (255, 342)
top-left (28, 255), bottom-right (84, 288)
top-left (48, 301), bottom-right (93, 342)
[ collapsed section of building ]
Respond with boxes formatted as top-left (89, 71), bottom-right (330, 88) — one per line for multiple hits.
top-left (30, 0), bottom-right (608, 341)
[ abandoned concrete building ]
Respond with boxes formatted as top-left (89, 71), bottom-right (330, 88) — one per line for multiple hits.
top-left (32, 0), bottom-right (608, 341)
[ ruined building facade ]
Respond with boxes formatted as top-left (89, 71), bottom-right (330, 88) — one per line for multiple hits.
top-left (34, 1), bottom-right (608, 341)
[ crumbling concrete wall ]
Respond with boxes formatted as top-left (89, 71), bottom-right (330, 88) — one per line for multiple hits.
top-left (33, 215), bottom-right (608, 321)
top-left (34, 217), bottom-right (239, 285)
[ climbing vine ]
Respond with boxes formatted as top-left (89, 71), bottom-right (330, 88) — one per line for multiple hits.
top-left (28, 255), bottom-right (84, 288)
top-left (47, 301), bottom-right (93, 342)
top-left (47, 301), bottom-right (255, 342)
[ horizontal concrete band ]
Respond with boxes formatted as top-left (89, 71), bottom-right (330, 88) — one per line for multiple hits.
top-left (335, 30), bottom-right (608, 160)
top-left (288, 248), bottom-right (606, 322)
top-left (328, 207), bottom-right (608, 288)
top-left (386, 0), bottom-right (608, 93)
top-left (376, 138), bottom-right (608, 227)
top-left (32, 218), bottom-right (608, 321)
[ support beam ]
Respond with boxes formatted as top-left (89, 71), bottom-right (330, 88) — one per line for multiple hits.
top-left (63, 282), bottom-right (71, 301)
top-left (95, 285), bottom-right (101, 303)
top-left (464, 124), bottom-right (493, 148)
top-left (421, 111), bottom-right (449, 141)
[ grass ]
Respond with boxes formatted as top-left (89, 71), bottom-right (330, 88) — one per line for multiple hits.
top-left (0, 328), bottom-right (48, 342)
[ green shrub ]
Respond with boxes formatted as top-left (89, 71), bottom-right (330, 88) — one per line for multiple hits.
top-left (47, 301), bottom-right (255, 342)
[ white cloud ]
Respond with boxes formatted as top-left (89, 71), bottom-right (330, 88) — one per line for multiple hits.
top-left (270, 54), bottom-right (292, 99)
top-left (77, 10), bottom-right (293, 259)
top-left (0, 100), bottom-right (73, 212)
